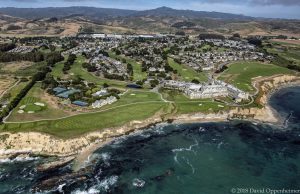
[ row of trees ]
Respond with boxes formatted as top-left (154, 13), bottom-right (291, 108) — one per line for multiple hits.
top-left (63, 54), bottom-right (77, 74)
top-left (82, 62), bottom-right (97, 72)
top-left (103, 73), bottom-right (126, 81)
top-left (0, 51), bottom-right (64, 123)
top-left (0, 66), bottom-right (51, 123)
top-left (199, 33), bottom-right (225, 40)
top-left (46, 51), bottom-right (64, 67)
top-left (127, 63), bottom-right (133, 77)
top-left (0, 43), bottom-right (16, 52)
top-left (0, 51), bottom-right (44, 63)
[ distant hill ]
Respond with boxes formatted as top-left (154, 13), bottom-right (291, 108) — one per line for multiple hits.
top-left (0, 6), bottom-right (299, 37)
top-left (132, 7), bottom-right (253, 20)
top-left (0, 7), bottom-right (137, 20)
top-left (0, 6), bottom-right (252, 20)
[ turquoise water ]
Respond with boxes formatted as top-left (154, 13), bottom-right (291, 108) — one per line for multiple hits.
top-left (0, 86), bottom-right (300, 194)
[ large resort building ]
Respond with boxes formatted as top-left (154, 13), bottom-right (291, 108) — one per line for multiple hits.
top-left (162, 80), bottom-right (249, 101)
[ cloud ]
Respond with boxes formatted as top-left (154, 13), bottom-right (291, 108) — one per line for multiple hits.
top-left (249, 0), bottom-right (300, 6)
top-left (192, 0), bottom-right (300, 6)
top-left (4, 0), bottom-right (300, 6)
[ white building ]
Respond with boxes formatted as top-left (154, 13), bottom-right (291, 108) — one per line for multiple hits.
top-left (92, 96), bottom-right (117, 109)
top-left (162, 80), bottom-right (249, 100)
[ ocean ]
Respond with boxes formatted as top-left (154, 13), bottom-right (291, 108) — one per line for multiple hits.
top-left (1, 86), bottom-right (300, 194)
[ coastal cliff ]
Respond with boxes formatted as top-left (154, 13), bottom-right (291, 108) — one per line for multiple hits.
top-left (0, 116), bottom-right (162, 159)
top-left (0, 74), bottom-right (299, 161)
top-left (229, 75), bottom-right (300, 122)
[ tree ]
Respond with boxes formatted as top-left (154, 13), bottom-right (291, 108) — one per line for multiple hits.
top-left (233, 33), bottom-right (241, 38)
top-left (191, 79), bottom-right (200, 84)
top-left (199, 33), bottom-right (225, 40)
top-left (247, 37), bottom-right (262, 47)
top-left (127, 63), bottom-right (133, 76)
top-left (103, 83), bottom-right (109, 88)
top-left (175, 31), bottom-right (186, 36)
top-left (150, 79), bottom-right (159, 88)
top-left (115, 49), bottom-right (121, 55)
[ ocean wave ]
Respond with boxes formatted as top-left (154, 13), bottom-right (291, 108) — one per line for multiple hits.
top-left (57, 183), bottom-right (66, 193)
top-left (71, 176), bottom-right (119, 194)
top-left (183, 156), bottom-right (195, 174)
top-left (100, 152), bottom-right (111, 166)
top-left (198, 127), bottom-right (206, 132)
top-left (0, 156), bottom-right (39, 164)
top-left (217, 141), bottom-right (224, 149)
top-left (172, 139), bottom-right (199, 154)
top-left (95, 175), bottom-right (119, 192)
top-left (132, 178), bottom-right (146, 188)
top-left (71, 187), bottom-right (100, 194)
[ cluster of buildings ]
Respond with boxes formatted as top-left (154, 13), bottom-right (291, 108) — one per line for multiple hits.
top-left (52, 86), bottom-right (118, 108)
top-left (176, 50), bottom-right (266, 71)
top-left (77, 33), bottom-right (168, 40)
top-left (62, 41), bottom-right (118, 56)
top-left (8, 46), bottom-right (34, 53)
top-left (202, 39), bottom-right (255, 50)
top-left (162, 79), bottom-right (249, 101)
top-left (90, 54), bottom-right (128, 77)
top-left (92, 96), bottom-right (117, 109)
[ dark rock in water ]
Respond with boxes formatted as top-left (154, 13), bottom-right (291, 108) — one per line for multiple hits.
top-left (36, 156), bottom-right (75, 173)
top-left (166, 119), bottom-right (174, 123)
top-left (33, 171), bottom-right (87, 192)
top-left (151, 174), bottom-right (164, 181)
top-left (150, 168), bottom-right (174, 181)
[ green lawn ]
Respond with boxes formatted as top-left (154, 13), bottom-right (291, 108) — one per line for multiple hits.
top-left (268, 47), bottom-right (300, 66)
top-left (87, 90), bottom-right (163, 112)
top-left (109, 52), bottom-right (147, 81)
top-left (219, 61), bottom-right (293, 92)
top-left (7, 81), bottom-right (30, 101)
top-left (69, 55), bottom-right (128, 88)
top-left (168, 58), bottom-right (207, 82)
top-left (51, 59), bottom-right (66, 78)
top-left (6, 83), bottom-right (68, 122)
top-left (161, 89), bottom-right (228, 114)
top-left (176, 101), bottom-right (228, 114)
top-left (1, 102), bottom-right (167, 138)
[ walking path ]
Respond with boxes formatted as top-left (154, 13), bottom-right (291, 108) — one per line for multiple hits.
top-left (0, 79), bottom-right (20, 100)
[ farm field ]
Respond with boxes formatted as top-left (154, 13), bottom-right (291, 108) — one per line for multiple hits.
top-left (218, 61), bottom-right (293, 92)
top-left (1, 102), bottom-right (167, 138)
top-left (0, 75), bottom-right (16, 98)
top-left (15, 61), bottom-right (46, 77)
top-left (270, 39), bottom-right (300, 46)
top-left (6, 83), bottom-right (70, 122)
top-left (0, 61), bottom-right (34, 73)
top-left (168, 58), bottom-right (207, 82)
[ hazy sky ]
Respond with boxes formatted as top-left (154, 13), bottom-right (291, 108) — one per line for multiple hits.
top-left (1, 0), bottom-right (300, 19)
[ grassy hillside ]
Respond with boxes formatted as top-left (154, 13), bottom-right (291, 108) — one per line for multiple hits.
top-left (219, 61), bottom-right (293, 92)
top-left (168, 58), bottom-right (207, 82)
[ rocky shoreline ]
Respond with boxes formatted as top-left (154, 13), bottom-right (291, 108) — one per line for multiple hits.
top-left (0, 74), bottom-right (299, 170)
